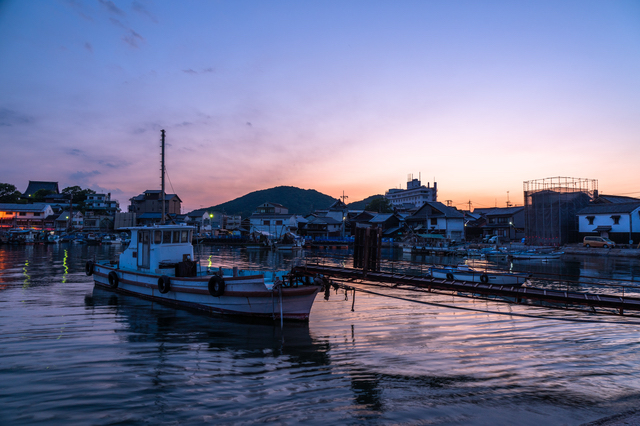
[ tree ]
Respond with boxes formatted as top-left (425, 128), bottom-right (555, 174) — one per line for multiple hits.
top-left (365, 197), bottom-right (394, 213)
top-left (62, 186), bottom-right (96, 212)
top-left (0, 183), bottom-right (21, 203)
top-left (32, 188), bottom-right (55, 202)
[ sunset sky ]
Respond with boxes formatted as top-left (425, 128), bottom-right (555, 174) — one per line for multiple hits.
top-left (1, 1), bottom-right (639, 213)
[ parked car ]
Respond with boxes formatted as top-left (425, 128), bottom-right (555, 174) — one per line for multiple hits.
top-left (583, 236), bottom-right (616, 248)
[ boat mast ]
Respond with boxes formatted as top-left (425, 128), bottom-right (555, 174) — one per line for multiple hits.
top-left (161, 129), bottom-right (166, 225)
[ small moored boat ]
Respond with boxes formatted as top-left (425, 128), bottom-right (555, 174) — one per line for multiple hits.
top-left (429, 264), bottom-right (530, 286)
top-left (508, 251), bottom-right (563, 261)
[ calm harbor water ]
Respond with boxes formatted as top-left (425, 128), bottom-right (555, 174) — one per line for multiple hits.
top-left (2, 244), bottom-right (640, 425)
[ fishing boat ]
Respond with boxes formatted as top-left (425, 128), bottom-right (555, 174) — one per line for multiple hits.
top-left (85, 130), bottom-right (321, 320)
top-left (429, 264), bottom-right (530, 286)
top-left (273, 232), bottom-right (303, 251)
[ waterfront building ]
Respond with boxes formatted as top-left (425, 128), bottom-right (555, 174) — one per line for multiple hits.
top-left (85, 193), bottom-right (119, 215)
top-left (405, 201), bottom-right (465, 242)
top-left (128, 190), bottom-right (182, 225)
top-left (249, 202), bottom-right (300, 237)
top-left (0, 203), bottom-right (55, 230)
top-left (473, 206), bottom-right (525, 242)
top-left (524, 177), bottom-right (597, 245)
top-left (302, 215), bottom-right (342, 238)
top-left (368, 213), bottom-right (404, 238)
top-left (54, 211), bottom-right (83, 231)
top-left (577, 201), bottom-right (640, 244)
top-left (385, 175), bottom-right (437, 209)
top-left (114, 212), bottom-right (136, 229)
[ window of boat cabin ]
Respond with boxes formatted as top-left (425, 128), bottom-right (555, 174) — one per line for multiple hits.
top-left (162, 230), bottom-right (171, 243)
top-left (173, 230), bottom-right (180, 243)
top-left (181, 230), bottom-right (189, 243)
top-left (154, 230), bottom-right (162, 244)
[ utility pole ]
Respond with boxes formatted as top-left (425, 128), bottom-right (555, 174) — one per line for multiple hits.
top-left (161, 129), bottom-right (166, 225)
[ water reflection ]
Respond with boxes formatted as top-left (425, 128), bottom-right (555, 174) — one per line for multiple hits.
top-left (3, 244), bottom-right (640, 425)
top-left (86, 286), bottom-right (332, 365)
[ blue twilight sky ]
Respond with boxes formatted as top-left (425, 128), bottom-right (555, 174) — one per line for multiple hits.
top-left (1, 0), bottom-right (639, 212)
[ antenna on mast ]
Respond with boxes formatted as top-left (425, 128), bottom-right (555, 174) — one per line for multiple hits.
top-left (161, 129), bottom-right (166, 225)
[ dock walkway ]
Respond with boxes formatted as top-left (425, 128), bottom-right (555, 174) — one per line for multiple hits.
top-left (293, 264), bottom-right (640, 315)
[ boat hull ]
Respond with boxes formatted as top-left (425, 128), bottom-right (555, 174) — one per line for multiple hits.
top-left (430, 267), bottom-right (528, 286)
top-left (92, 264), bottom-right (320, 321)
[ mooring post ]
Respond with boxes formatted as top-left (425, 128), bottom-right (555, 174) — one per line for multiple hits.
top-left (351, 289), bottom-right (356, 311)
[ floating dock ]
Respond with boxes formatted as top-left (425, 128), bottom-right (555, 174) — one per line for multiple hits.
top-left (292, 264), bottom-right (640, 315)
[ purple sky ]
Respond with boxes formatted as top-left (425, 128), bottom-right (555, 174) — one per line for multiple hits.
top-left (1, 0), bottom-right (639, 212)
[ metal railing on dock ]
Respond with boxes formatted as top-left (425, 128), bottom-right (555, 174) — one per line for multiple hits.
top-left (293, 257), bottom-right (640, 317)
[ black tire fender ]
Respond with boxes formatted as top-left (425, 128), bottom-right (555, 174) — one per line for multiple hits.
top-left (480, 274), bottom-right (489, 283)
top-left (208, 275), bottom-right (225, 297)
top-left (158, 275), bottom-right (171, 294)
top-left (108, 271), bottom-right (119, 289)
top-left (446, 272), bottom-right (454, 281)
top-left (85, 261), bottom-right (94, 276)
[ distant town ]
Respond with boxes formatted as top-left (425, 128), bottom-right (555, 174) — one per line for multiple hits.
top-left (1, 175), bottom-right (639, 247)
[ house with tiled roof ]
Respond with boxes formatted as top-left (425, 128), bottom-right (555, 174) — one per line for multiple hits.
top-left (22, 181), bottom-right (59, 199)
top-left (405, 201), bottom-right (465, 242)
top-left (577, 202), bottom-right (640, 244)
top-left (0, 203), bottom-right (55, 230)
top-left (473, 206), bottom-right (525, 242)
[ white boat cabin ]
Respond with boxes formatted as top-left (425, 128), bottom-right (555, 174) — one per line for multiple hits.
top-left (119, 225), bottom-right (195, 274)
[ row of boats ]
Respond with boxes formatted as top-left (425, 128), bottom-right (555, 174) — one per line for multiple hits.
top-left (0, 229), bottom-right (130, 245)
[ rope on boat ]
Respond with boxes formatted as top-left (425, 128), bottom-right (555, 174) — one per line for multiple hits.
top-left (329, 278), bottom-right (640, 326)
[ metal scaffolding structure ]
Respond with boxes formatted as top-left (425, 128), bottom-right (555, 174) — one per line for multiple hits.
top-left (523, 177), bottom-right (598, 246)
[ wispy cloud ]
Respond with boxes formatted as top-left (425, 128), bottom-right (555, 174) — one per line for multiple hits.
top-left (70, 170), bottom-right (101, 181)
top-left (183, 68), bottom-right (216, 75)
top-left (98, 0), bottom-right (125, 17)
top-left (109, 17), bottom-right (126, 28)
top-left (64, 0), bottom-right (94, 21)
top-left (123, 29), bottom-right (145, 48)
top-left (66, 148), bottom-right (83, 156)
top-left (132, 1), bottom-right (158, 23)
top-left (0, 108), bottom-right (33, 126)
top-left (98, 160), bottom-right (131, 169)
top-left (131, 122), bottom-right (163, 134)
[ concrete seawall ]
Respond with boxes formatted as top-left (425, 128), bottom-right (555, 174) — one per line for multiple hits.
top-left (563, 245), bottom-right (640, 258)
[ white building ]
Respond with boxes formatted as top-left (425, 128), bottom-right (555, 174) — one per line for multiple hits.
top-left (577, 201), bottom-right (640, 244)
top-left (85, 193), bottom-right (119, 215)
top-left (249, 203), bottom-right (299, 237)
top-left (385, 175), bottom-right (437, 209)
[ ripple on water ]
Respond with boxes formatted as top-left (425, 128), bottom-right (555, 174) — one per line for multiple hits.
top-left (2, 245), bottom-right (640, 425)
